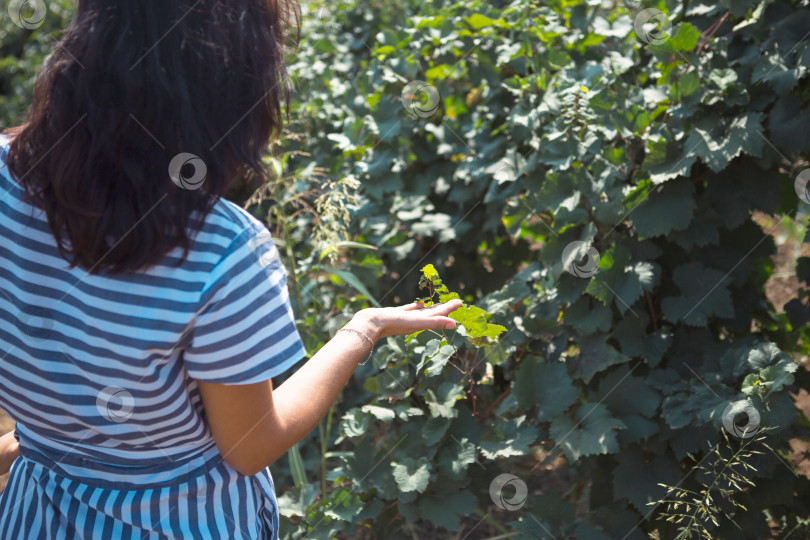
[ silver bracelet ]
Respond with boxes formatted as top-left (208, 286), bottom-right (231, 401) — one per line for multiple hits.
top-left (336, 328), bottom-right (375, 365)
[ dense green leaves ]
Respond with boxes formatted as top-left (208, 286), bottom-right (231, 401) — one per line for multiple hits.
top-left (392, 458), bottom-right (431, 493)
top-left (514, 357), bottom-right (579, 421)
top-left (613, 448), bottom-right (680, 512)
top-left (258, 0), bottom-right (809, 534)
top-left (6, 0), bottom-right (803, 537)
top-left (628, 179), bottom-right (697, 238)
top-left (661, 262), bottom-right (735, 326)
top-left (585, 244), bottom-right (656, 311)
top-left (684, 114), bottom-right (764, 172)
top-left (549, 403), bottom-right (626, 461)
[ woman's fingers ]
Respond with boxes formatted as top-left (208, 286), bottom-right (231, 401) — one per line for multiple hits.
top-left (434, 316), bottom-right (457, 329)
top-left (381, 300), bottom-right (463, 335)
top-left (404, 316), bottom-right (456, 332)
top-left (424, 299), bottom-right (463, 315)
top-left (398, 299), bottom-right (462, 314)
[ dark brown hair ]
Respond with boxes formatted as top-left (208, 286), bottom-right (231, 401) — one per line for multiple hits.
top-left (4, 0), bottom-right (298, 273)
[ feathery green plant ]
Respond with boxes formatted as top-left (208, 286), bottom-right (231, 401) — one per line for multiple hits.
top-left (652, 429), bottom-right (770, 539)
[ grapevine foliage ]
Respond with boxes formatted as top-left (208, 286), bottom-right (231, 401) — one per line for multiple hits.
top-left (269, 0), bottom-right (810, 537)
top-left (411, 263), bottom-right (507, 348)
top-left (2, 0), bottom-right (809, 538)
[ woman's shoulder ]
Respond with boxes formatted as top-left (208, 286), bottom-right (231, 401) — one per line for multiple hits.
top-left (209, 198), bottom-right (264, 231)
top-left (0, 129), bottom-right (21, 155)
top-left (0, 134), bottom-right (20, 191)
top-left (0, 133), bottom-right (9, 162)
top-left (204, 197), bottom-right (269, 243)
top-left (187, 197), bottom-right (274, 269)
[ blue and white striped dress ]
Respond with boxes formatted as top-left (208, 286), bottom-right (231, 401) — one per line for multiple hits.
top-left (0, 135), bottom-right (307, 539)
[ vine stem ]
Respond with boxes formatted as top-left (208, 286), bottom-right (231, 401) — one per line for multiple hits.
top-left (645, 291), bottom-right (658, 330)
top-left (485, 388), bottom-right (512, 417)
top-left (472, 509), bottom-right (510, 536)
top-left (697, 11), bottom-right (730, 54)
top-left (318, 406), bottom-right (334, 500)
top-left (447, 359), bottom-right (466, 374)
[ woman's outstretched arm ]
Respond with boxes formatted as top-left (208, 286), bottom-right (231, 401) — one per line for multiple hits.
top-left (197, 300), bottom-right (462, 476)
top-left (0, 431), bottom-right (19, 476)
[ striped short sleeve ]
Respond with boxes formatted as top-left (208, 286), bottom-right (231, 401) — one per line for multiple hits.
top-left (183, 222), bottom-right (306, 384)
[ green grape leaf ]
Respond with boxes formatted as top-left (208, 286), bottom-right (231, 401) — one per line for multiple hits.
top-left (593, 366), bottom-right (662, 418)
top-left (549, 403), bottom-right (626, 461)
top-left (644, 137), bottom-right (697, 184)
top-left (628, 178), bottom-right (696, 238)
top-left (361, 405), bottom-right (396, 423)
top-left (742, 357), bottom-right (797, 396)
top-left (513, 356), bottom-right (579, 422)
top-left (418, 490), bottom-right (477, 530)
top-left (669, 23), bottom-right (702, 51)
top-left (585, 243), bottom-right (656, 312)
top-left (450, 304), bottom-right (507, 340)
top-left (612, 448), bottom-right (681, 512)
top-left (563, 296), bottom-right (612, 334)
top-left (480, 416), bottom-right (539, 459)
top-left (437, 437), bottom-right (478, 480)
top-left (683, 114), bottom-right (764, 173)
top-left (426, 344), bottom-right (457, 377)
top-left (422, 417), bottom-right (452, 445)
top-left (464, 13), bottom-right (506, 30)
top-left (661, 262), bottom-right (734, 326)
top-left (745, 342), bottom-right (792, 370)
top-left (339, 408), bottom-right (369, 438)
top-left (411, 264), bottom-right (506, 346)
top-left (392, 457), bottom-right (432, 493)
top-left (570, 335), bottom-right (632, 382)
top-left (439, 292), bottom-right (461, 303)
top-left (425, 382), bottom-right (464, 418)
top-left (416, 338), bottom-right (442, 372)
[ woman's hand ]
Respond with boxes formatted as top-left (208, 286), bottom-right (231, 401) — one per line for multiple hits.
top-left (0, 431), bottom-right (20, 476)
top-left (346, 299), bottom-right (464, 342)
